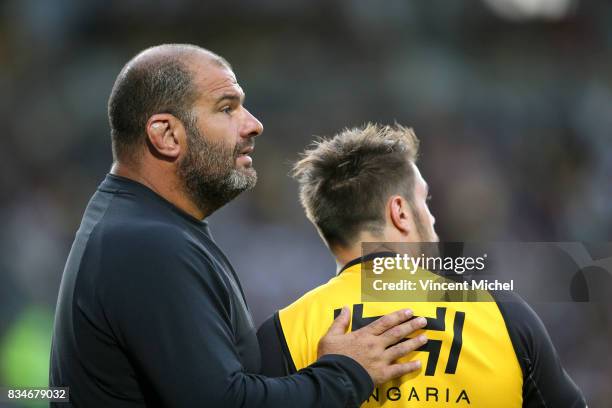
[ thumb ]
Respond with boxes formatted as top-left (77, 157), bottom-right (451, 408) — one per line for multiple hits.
top-left (327, 306), bottom-right (351, 336)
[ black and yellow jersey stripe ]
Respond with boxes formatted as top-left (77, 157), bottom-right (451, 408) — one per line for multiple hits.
top-left (257, 253), bottom-right (586, 407)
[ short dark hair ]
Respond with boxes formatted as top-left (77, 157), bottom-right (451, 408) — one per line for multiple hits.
top-left (107, 44), bottom-right (229, 163)
top-left (292, 123), bottom-right (420, 248)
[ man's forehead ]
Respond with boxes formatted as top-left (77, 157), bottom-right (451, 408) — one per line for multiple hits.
top-left (192, 61), bottom-right (243, 99)
top-left (411, 163), bottom-right (427, 189)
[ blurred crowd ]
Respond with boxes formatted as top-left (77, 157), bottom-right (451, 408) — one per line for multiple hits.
top-left (0, 0), bottom-right (610, 406)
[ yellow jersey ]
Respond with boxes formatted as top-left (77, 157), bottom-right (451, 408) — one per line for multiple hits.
top-left (257, 253), bottom-right (586, 407)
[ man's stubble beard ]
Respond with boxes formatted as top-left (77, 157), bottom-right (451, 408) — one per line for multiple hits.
top-left (408, 202), bottom-right (439, 257)
top-left (177, 117), bottom-right (257, 216)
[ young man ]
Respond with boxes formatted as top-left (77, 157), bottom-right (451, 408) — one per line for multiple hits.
top-left (49, 46), bottom-right (427, 407)
top-left (257, 124), bottom-right (586, 407)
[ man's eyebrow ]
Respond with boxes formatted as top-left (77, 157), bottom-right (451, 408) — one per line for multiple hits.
top-left (214, 92), bottom-right (245, 104)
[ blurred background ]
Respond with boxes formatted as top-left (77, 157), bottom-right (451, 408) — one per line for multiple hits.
top-left (0, 0), bottom-right (611, 406)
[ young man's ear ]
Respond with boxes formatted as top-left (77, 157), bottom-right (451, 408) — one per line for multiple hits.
top-left (145, 114), bottom-right (185, 160)
top-left (388, 195), bottom-right (411, 236)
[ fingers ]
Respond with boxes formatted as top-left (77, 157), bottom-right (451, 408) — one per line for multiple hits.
top-left (325, 306), bottom-right (351, 336)
top-left (363, 309), bottom-right (413, 335)
top-left (378, 360), bottom-right (422, 384)
top-left (384, 334), bottom-right (428, 361)
top-left (381, 316), bottom-right (428, 346)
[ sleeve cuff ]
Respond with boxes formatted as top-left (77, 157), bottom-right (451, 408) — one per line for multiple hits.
top-left (318, 354), bottom-right (374, 404)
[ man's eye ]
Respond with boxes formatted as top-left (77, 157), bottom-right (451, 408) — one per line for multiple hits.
top-left (221, 106), bottom-right (232, 114)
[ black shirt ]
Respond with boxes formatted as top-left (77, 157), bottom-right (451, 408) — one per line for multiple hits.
top-left (50, 174), bottom-right (373, 407)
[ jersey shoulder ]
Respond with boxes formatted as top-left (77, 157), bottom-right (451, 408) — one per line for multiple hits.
top-left (281, 270), bottom-right (359, 315)
top-left (492, 290), bottom-right (587, 407)
top-left (491, 290), bottom-right (547, 375)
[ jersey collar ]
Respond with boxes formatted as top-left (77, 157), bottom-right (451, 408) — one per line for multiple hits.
top-left (338, 251), bottom-right (397, 275)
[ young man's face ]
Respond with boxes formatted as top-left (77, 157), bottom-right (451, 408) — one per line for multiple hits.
top-left (409, 163), bottom-right (439, 243)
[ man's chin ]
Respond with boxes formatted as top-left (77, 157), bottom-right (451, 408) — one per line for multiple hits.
top-left (230, 168), bottom-right (257, 191)
top-left (240, 165), bottom-right (256, 175)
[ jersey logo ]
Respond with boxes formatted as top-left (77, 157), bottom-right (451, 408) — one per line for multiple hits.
top-left (334, 304), bottom-right (466, 376)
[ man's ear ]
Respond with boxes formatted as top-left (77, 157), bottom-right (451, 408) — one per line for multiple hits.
top-left (145, 114), bottom-right (185, 160)
top-left (388, 195), bottom-right (411, 236)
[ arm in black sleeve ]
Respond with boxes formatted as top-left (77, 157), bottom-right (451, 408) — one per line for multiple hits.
top-left (257, 313), bottom-right (296, 377)
top-left (494, 292), bottom-right (587, 407)
top-left (103, 228), bottom-right (373, 407)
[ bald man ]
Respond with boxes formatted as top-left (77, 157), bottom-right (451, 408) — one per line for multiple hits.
top-left (49, 44), bottom-right (427, 407)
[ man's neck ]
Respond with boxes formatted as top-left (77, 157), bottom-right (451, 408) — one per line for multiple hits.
top-left (110, 162), bottom-right (206, 220)
top-left (332, 240), bottom-right (405, 275)
top-left (333, 245), bottom-right (362, 274)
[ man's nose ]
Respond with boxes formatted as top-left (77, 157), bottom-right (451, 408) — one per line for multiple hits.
top-left (241, 108), bottom-right (264, 138)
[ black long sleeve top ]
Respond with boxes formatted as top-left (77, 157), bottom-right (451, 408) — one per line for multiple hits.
top-left (49, 174), bottom-right (373, 407)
